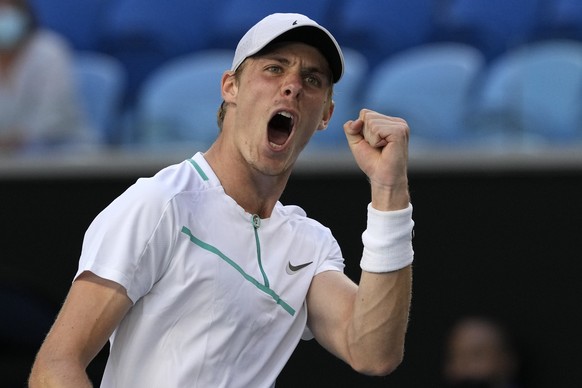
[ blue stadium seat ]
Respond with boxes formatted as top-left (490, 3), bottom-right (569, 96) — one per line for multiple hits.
top-left (212, 0), bottom-right (335, 51)
top-left (539, 0), bottom-right (582, 40)
top-left (29, 0), bottom-right (112, 50)
top-left (73, 52), bottom-right (127, 145)
top-left (135, 50), bottom-right (234, 148)
top-left (472, 40), bottom-right (582, 144)
top-left (308, 48), bottom-right (369, 150)
top-left (334, 0), bottom-right (439, 67)
top-left (99, 0), bottom-right (221, 106)
top-left (436, 0), bottom-right (546, 60)
top-left (362, 43), bottom-right (486, 145)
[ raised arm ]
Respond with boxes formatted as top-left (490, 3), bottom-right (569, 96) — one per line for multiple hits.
top-left (29, 271), bottom-right (132, 387)
top-left (307, 109), bottom-right (413, 375)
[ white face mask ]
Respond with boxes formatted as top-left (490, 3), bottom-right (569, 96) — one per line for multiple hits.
top-left (0, 6), bottom-right (28, 50)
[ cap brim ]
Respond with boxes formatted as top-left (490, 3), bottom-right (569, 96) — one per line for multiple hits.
top-left (267, 26), bottom-right (344, 83)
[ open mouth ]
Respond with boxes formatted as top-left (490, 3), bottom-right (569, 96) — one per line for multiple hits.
top-left (268, 111), bottom-right (294, 148)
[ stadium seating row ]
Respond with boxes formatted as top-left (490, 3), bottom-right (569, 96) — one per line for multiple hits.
top-left (25, 0), bottom-right (582, 149)
top-left (72, 39), bottom-right (582, 150)
top-left (31, 0), bottom-right (582, 105)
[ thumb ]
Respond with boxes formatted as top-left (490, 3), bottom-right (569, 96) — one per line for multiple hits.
top-left (343, 118), bottom-right (364, 137)
top-left (344, 108), bottom-right (370, 136)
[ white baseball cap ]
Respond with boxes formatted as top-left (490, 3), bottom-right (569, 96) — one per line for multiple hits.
top-left (231, 13), bottom-right (344, 83)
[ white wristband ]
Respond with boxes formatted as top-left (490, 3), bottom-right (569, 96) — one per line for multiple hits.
top-left (360, 203), bottom-right (414, 273)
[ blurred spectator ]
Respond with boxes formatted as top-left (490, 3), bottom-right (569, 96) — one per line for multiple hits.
top-left (443, 316), bottom-right (524, 388)
top-left (0, 0), bottom-right (92, 153)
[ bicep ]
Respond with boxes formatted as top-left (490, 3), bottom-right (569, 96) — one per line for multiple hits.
top-left (41, 271), bottom-right (132, 366)
top-left (306, 270), bottom-right (358, 363)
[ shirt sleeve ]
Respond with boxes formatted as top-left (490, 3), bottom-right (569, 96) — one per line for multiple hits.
top-left (76, 177), bottom-right (179, 303)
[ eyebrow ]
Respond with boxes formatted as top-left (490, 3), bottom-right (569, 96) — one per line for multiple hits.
top-left (259, 54), bottom-right (330, 78)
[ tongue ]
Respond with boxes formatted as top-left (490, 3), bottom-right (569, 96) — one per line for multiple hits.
top-left (268, 127), bottom-right (289, 145)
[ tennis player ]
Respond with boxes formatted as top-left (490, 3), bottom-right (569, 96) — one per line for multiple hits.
top-left (30, 13), bottom-right (414, 387)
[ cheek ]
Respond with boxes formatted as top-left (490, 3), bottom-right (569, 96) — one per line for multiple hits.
top-left (238, 79), bottom-right (272, 109)
top-left (297, 123), bottom-right (319, 149)
top-left (314, 105), bottom-right (330, 129)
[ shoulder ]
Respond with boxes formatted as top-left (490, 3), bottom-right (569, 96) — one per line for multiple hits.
top-left (85, 159), bottom-right (206, 249)
top-left (278, 204), bottom-right (322, 227)
top-left (277, 203), bottom-right (335, 241)
top-left (26, 30), bottom-right (73, 57)
top-left (126, 159), bottom-right (208, 207)
top-left (276, 203), bottom-right (345, 273)
top-left (279, 203), bottom-right (307, 218)
top-left (20, 30), bottom-right (74, 72)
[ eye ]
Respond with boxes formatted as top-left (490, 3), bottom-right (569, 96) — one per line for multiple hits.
top-left (266, 65), bottom-right (282, 74)
top-left (304, 74), bottom-right (322, 87)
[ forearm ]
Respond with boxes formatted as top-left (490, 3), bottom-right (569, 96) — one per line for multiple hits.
top-left (348, 191), bottom-right (414, 375)
top-left (347, 266), bottom-right (412, 375)
top-left (29, 357), bottom-right (93, 388)
top-left (29, 273), bottom-right (131, 388)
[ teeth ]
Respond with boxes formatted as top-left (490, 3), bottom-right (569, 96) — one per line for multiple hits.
top-left (277, 111), bottom-right (294, 129)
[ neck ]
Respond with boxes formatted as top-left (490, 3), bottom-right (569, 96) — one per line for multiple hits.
top-left (204, 137), bottom-right (291, 218)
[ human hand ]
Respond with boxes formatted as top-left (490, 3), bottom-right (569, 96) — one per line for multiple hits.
top-left (344, 109), bottom-right (410, 210)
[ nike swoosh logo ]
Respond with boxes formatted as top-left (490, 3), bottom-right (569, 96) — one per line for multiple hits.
top-left (286, 260), bottom-right (313, 275)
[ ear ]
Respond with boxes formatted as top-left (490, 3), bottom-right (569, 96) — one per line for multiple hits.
top-left (317, 99), bottom-right (335, 131)
top-left (221, 71), bottom-right (238, 103)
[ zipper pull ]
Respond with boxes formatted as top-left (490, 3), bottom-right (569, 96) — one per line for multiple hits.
top-left (251, 214), bottom-right (261, 229)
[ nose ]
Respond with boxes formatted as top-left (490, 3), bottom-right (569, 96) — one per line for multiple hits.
top-left (281, 72), bottom-right (303, 99)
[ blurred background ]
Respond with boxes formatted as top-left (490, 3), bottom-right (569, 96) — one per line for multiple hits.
top-left (1, 0), bottom-right (582, 387)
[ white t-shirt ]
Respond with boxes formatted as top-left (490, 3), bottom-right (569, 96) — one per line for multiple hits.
top-left (76, 152), bottom-right (345, 388)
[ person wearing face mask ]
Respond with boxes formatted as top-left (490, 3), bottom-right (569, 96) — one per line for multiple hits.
top-left (0, 0), bottom-right (91, 153)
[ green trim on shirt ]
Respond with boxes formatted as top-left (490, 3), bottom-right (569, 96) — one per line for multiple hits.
top-left (188, 159), bottom-right (209, 181)
top-left (181, 226), bottom-right (296, 316)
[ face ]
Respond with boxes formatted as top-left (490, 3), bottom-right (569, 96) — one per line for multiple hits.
top-left (0, 0), bottom-right (31, 50)
top-left (444, 320), bottom-right (515, 385)
top-left (221, 42), bottom-right (334, 176)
